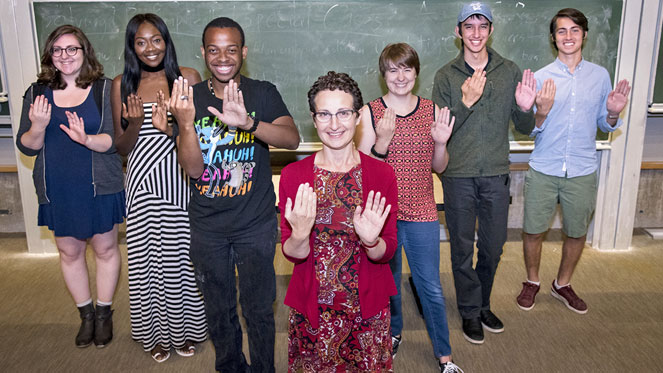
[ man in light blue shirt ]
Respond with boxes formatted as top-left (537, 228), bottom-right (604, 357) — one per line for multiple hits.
top-left (516, 8), bottom-right (631, 314)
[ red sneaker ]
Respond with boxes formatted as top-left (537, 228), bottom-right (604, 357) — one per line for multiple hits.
top-left (551, 281), bottom-right (588, 314)
top-left (516, 282), bottom-right (540, 311)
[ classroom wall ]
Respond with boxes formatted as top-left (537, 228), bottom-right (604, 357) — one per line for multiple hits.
top-left (1, 0), bottom-right (661, 251)
top-left (642, 116), bottom-right (663, 162)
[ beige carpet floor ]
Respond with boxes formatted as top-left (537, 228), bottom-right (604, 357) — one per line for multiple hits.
top-left (1, 230), bottom-right (662, 372)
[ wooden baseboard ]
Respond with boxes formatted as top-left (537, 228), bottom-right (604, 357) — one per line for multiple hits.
top-left (642, 162), bottom-right (663, 170)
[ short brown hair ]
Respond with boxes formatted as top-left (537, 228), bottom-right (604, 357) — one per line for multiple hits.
top-left (378, 43), bottom-right (420, 77)
top-left (550, 8), bottom-right (588, 50)
top-left (37, 25), bottom-right (104, 90)
top-left (307, 71), bottom-right (363, 113)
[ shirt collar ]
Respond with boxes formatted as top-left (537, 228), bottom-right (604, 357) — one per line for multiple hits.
top-left (555, 57), bottom-right (585, 75)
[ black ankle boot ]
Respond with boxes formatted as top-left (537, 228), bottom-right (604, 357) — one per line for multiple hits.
top-left (94, 304), bottom-right (113, 348)
top-left (75, 303), bottom-right (95, 348)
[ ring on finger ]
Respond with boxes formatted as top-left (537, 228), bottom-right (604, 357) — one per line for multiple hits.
top-left (180, 95), bottom-right (189, 100)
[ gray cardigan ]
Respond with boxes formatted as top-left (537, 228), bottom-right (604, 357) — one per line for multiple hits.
top-left (16, 78), bottom-right (124, 204)
top-left (432, 47), bottom-right (535, 178)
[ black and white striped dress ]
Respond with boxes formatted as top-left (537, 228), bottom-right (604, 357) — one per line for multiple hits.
top-left (126, 103), bottom-right (207, 351)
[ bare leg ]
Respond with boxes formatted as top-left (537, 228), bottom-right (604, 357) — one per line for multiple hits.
top-left (523, 232), bottom-right (545, 282)
top-left (54, 236), bottom-right (91, 304)
top-left (556, 235), bottom-right (586, 286)
top-left (90, 225), bottom-right (121, 303)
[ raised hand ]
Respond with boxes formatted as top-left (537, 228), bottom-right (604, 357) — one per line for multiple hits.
top-left (535, 78), bottom-right (556, 116)
top-left (375, 107), bottom-right (396, 147)
top-left (28, 95), bottom-right (51, 130)
top-left (122, 93), bottom-right (144, 129)
top-left (168, 76), bottom-right (195, 129)
top-left (208, 79), bottom-right (250, 130)
top-left (606, 79), bottom-right (631, 117)
top-left (461, 68), bottom-right (486, 108)
top-left (151, 90), bottom-right (171, 135)
top-left (515, 69), bottom-right (536, 111)
top-left (431, 106), bottom-right (455, 145)
top-left (60, 110), bottom-right (89, 146)
top-left (284, 183), bottom-right (317, 239)
top-left (353, 190), bottom-right (391, 248)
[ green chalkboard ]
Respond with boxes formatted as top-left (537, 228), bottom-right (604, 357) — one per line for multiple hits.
top-left (654, 25), bottom-right (663, 106)
top-left (33, 0), bottom-right (622, 143)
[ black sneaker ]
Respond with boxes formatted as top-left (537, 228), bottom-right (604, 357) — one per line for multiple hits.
top-left (391, 335), bottom-right (402, 358)
top-left (462, 317), bottom-right (484, 344)
top-left (480, 309), bottom-right (504, 333)
top-left (439, 360), bottom-right (464, 372)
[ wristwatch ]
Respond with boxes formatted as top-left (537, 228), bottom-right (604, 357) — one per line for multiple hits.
top-left (246, 112), bottom-right (259, 133)
top-left (371, 144), bottom-right (389, 159)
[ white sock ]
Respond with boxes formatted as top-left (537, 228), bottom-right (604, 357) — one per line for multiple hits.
top-left (76, 299), bottom-right (92, 308)
top-left (96, 300), bottom-right (112, 307)
top-left (527, 279), bottom-right (540, 286)
top-left (554, 279), bottom-right (569, 289)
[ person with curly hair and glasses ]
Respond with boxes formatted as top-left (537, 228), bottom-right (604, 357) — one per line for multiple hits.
top-left (279, 71), bottom-right (398, 372)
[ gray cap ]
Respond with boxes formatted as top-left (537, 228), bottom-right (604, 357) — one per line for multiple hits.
top-left (458, 2), bottom-right (493, 23)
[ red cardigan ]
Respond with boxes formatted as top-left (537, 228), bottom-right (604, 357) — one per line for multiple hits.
top-left (278, 151), bottom-right (398, 329)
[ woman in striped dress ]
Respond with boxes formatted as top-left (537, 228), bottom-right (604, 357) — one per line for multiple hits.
top-left (110, 13), bottom-right (207, 363)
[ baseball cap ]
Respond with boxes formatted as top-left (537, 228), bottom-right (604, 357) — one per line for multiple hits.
top-left (458, 2), bottom-right (493, 23)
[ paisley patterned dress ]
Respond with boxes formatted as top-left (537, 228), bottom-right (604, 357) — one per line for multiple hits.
top-left (288, 164), bottom-right (392, 373)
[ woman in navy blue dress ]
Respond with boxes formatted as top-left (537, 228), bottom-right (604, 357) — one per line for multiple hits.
top-left (16, 25), bottom-right (125, 348)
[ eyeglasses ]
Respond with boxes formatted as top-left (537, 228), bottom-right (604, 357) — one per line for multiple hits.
top-left (51, 46), bottom-right (83, 57)
top-left (313, 109), bottom-right (356, 123)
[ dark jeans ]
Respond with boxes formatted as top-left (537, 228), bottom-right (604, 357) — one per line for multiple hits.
top-left (441, 175), bottom-right (510, 319)
top-left (189, 218), bottom-right (277, 373)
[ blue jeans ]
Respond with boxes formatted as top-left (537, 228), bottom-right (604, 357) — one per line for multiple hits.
top-left (189, 218), bottom-right (277, 373)
top-left (390, 220), bottom-right (452, 357)
top-left (441, 175), bottom-right (510, 319)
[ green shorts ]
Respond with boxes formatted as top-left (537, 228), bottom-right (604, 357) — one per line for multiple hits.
top-left (523, 168), bottom-right (598, 238)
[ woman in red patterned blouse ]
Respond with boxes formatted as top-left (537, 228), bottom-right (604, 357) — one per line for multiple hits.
top-left (356, 43), bottom-right (463, 373)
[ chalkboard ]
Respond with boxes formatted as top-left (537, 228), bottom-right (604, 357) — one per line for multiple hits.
top-left (653, 24), bottom-right (663, 108)
top-left (33, 0), bottom-right (622, 143)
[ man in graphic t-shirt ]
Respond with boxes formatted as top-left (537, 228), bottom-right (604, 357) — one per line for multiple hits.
top-left (172, 17), bottom-right (300, 373)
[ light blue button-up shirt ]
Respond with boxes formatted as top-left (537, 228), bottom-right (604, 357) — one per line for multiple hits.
top-left (530, 58), bottom-right (622, 178)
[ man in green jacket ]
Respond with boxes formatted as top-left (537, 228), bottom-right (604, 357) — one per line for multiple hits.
top-left (432, 1), bottom-right (536, 345)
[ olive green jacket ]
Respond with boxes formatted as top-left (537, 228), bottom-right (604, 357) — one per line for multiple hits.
top-left (432, 47), bottom-right (535, 177)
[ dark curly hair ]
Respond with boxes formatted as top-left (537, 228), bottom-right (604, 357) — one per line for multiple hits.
top-left (307, 71), bottom-right (363, 113)
top-left (37, 24), bottom-right (104, 90)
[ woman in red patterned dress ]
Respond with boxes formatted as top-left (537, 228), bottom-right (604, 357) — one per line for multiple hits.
top-left (278, 71), bottom-right (398, 372)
